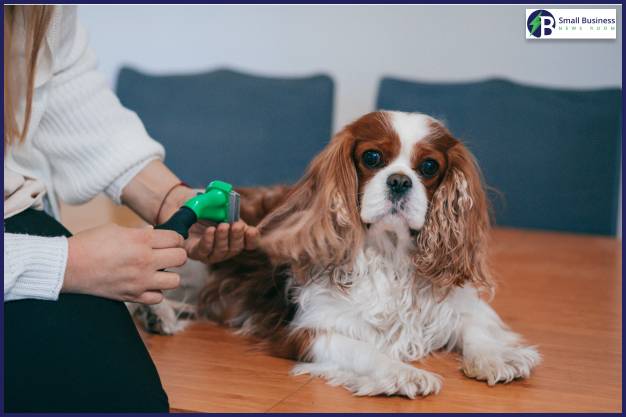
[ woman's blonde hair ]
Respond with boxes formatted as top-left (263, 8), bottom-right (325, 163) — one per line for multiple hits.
top-left (4, 5), bottom-right (54, 146)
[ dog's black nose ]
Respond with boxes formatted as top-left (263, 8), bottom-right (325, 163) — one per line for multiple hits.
top-left (387, 173), bottom-right (412, 197)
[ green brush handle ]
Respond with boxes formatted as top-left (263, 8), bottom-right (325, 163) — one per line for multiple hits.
top-left (184, 180), bottom-right (233, 223)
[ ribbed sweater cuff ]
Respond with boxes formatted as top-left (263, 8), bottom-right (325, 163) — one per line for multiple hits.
top-left (4, 234), bottom-right (68, 302)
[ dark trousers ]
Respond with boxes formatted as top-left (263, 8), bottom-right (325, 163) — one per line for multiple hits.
top-left (4, 209), bottom-right (169, 412)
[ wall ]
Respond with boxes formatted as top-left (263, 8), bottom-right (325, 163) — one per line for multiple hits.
top-left (79, 4), bottom-right (622, 130)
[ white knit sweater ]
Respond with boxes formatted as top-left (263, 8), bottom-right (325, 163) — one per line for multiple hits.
top-left (4, 6), bottom-right (165, 301)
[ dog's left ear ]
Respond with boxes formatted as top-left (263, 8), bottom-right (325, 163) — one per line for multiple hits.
top-left (258, 129), bottom-right (363, 282)
top-left (413, 141), bottom-right (494, 295)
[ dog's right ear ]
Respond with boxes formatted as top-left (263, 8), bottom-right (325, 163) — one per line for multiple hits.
top-left (258, 129), bottom-right (363, 283)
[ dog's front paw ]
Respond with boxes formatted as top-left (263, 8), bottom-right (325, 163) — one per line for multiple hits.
top-left (385, 363), bottom-right (442, 398)
top-left (462, 345), bottom-right (540, 385)
top-left (132, 301), bottom-right (189, 335)
top-left (292, 362), bottom-right (441, 398)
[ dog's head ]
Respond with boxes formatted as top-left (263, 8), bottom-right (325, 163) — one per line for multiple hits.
top-left (259, 111), bottom-right (492, 293)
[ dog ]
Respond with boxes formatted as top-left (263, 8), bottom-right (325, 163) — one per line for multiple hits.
top-left (137, 110), bottom-right (540, 398)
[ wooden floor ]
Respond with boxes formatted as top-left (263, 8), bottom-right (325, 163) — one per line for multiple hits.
top-left (135, 228), bottom-right (622, 413)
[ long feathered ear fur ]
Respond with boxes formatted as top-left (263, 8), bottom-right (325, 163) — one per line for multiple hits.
top-left (413, 142), bottom-right (494, 295)
top-left (258, 129), bottom-right (363, 283)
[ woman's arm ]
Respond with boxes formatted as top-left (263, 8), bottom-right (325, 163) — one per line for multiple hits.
top-left (4, 219), bottom-right (189, 304)
top-left (117, 159), bottom-right (187, 226)
top-left (34, 7), bottom-right (166, 205)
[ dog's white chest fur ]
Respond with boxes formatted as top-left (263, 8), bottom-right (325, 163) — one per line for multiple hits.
top-left (289, 218), bottom-right (539, 398)
top-left (293, 218), bottom-right (458, 362)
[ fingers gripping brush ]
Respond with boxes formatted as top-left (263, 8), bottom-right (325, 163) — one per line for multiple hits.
top-left (156, 180), bottom-right (240, 239)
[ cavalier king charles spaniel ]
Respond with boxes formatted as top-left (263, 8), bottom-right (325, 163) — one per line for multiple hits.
top-left (142, 110), bottom-right (540, 398)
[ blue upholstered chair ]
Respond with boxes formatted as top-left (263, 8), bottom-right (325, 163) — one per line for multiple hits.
top-left (377, 77), bottom-right (621, 235)
top-left (116, 67), bottom-right (334, 188)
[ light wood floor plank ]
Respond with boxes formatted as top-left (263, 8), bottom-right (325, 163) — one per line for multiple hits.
top-left (143, 322), bottom-right (311, 412)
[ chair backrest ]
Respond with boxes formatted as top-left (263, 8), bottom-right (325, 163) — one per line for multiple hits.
top-left (377, 77), bottom-right (621, 236)
top-left (116, 67), bottom-right (334, 188)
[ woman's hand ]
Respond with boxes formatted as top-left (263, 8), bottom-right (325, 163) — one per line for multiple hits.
top-left (158, 184), bottom-right (259, 264)
top-left (62, 224), bottom-right (187, 304)
top-left (184, 220), bottom-right (259, 263)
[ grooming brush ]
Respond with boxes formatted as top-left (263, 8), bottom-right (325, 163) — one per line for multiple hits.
top-left (156, 180), bottom-right (240, 239)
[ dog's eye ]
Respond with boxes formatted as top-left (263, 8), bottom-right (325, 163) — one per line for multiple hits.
top-left (419, 159), bottom-right (439, 178)
top-left (362, 150), bottom-right (383, 168)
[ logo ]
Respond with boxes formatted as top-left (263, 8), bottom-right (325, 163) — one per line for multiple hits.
top-left (525, 9), bottom-right (616, 40)
top-left (527, 9), bottom-right (555, 38)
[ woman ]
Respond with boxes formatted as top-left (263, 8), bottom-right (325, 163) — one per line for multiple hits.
top-left (4, 5), bottom-right (258, 412)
